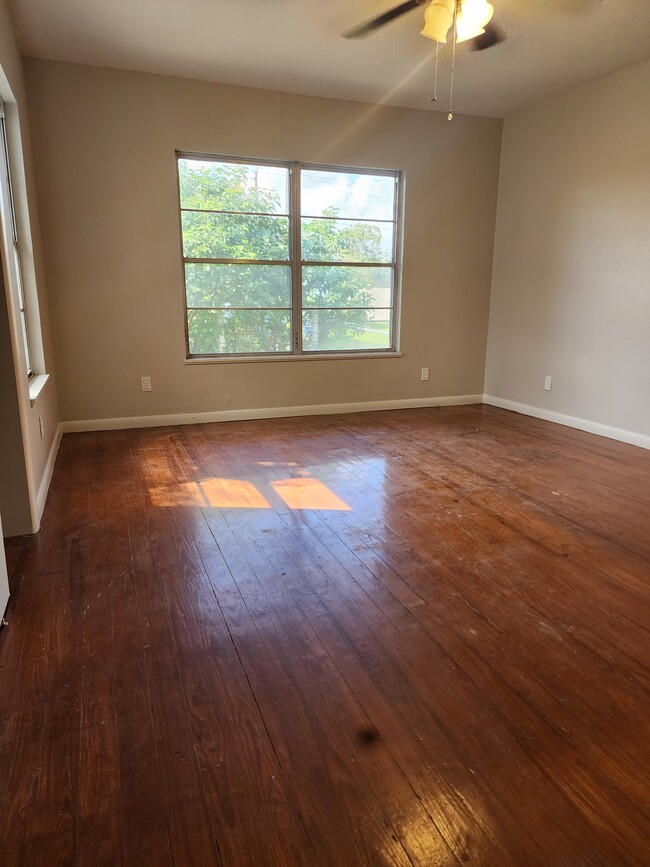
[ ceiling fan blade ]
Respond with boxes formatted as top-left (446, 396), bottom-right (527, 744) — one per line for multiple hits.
top-left (469, 21), bottom-right (506, 51)
top-left (344, 0), bottom-right (424, 39)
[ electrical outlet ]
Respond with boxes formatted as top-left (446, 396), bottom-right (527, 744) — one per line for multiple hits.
top-left (421, 367), bottom-right (430, 381)
top-left (38, 416), bottom-right (44, 438)
top-left (544, 375), bottom-right (552, 391)
top-left (141, 376), bottom-right (152, 392)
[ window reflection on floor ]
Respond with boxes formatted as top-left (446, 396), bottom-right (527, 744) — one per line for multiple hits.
top-left (148, 466), bottom-right (352, 511)
top-left (270, 477), bottom-right (351, 511)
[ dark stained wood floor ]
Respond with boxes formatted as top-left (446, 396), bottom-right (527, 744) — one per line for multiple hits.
top-left (1, 405), bottom-right (649, 866)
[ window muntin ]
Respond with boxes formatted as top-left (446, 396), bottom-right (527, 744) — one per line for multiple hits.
top-left (177, 155), bottom-right (401, 358)
top-left (0, 109), bottom-right (32, 377)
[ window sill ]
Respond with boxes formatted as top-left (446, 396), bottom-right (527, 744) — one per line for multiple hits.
top-left (184, 351), bottom-right (403, 365)
top-left (29, 373), bottom-right (50, 406)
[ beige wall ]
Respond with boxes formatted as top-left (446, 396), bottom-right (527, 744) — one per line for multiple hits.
top-left (0, 0), bottom-right (59, 534)
top-left (25, 59), bottom-right (502, 424)
top-left (485, 59), bottom-right (650, 442)
top-left (0, 265), bottom-right (31, 533)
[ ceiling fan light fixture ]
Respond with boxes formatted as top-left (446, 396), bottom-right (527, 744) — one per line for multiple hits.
top-left (456, 0), bottom-right (494, 42)
top-left (420, 0), bottom-right (455, 43)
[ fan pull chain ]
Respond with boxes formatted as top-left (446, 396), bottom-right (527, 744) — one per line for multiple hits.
top-left (448, 2), bottom-right (458, 119)
top-left (430, 41), bottom-right (440, 103)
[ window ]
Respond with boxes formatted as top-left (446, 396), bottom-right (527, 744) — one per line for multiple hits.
top-left (177, 154), bottom-right (402, 359)
top-left (0, 101), bottom-right (31, 377)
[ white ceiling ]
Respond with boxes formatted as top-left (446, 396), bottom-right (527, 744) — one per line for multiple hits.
top-left (8, 0), bottom-right (650, 118)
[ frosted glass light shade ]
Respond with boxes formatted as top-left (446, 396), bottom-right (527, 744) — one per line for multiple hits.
top-left (456, 0), bottom-right (494, 42)
top-left (420, 0), bottom-right (455, 43)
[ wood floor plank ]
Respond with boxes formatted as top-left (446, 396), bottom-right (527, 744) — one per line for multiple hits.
top-left (0, 570), bottom-right (78, 866)
top-left (208, 506), bottom-right (507, 865)
top-left (2, 405), bottom-right (649, 865)
top-left (174, 431), bottom-right (419, 866)
top-left (200, 512), bottom-right (442, 865)
top-left (131, 434), bottom-right (321, 867)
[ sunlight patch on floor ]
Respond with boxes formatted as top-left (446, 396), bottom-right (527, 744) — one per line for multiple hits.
top-left (148, 472), bottom-right (351, 511)
top-left (270, 477), bottom-right (351, 511)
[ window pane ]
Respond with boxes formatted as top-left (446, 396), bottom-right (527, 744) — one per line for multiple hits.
top-left (301, 170), bottom-right (395, 221)
top-left (182, 212), bottom-right (289, 260)
top-left (302, 309), bottom-right (392, 352)
top-left (20, 310), bottom-right (32, 373)
top-left (302, 265), bottom-right (392, 308)
top-left (179, 159), bottom-right (288, 214)
top-left (185, 263), bottom-right (291, 308)
top-left (301, 218), bottom-right (393, 263)
top-left (13, 247), bottom-right (26, 307)
top-left (188, 309), bottom-right (291, 355)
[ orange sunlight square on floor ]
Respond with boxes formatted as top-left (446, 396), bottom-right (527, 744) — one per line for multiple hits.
top-left (148, 476), bottom-right (351, 511)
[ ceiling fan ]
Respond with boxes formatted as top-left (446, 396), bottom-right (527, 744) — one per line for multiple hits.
top-left (344, 0), bottom-right (602, 117)
top-left (344, 0), bottom-right (505, 51)
top-left (345, 1), bottom-right (503, 118)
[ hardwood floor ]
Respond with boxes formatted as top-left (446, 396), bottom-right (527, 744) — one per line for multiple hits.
top-left (1, 405), bottom-right (649, 866)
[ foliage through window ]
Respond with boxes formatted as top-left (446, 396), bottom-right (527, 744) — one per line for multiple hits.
top-left (177, 154), bottom-right (402, 357)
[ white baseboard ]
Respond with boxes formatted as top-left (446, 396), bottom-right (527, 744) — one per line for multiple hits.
top-left (483, 395), bottom-right (650, 451)
top-left (61, 394), bottom-right (484, 434)
top-left (35, 422), bottom-right (63, 526)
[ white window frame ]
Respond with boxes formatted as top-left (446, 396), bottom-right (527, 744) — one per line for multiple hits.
top-left (177, 152), bottom-right (404, 362)
top-left (0, 100), bottom-right (32, 378)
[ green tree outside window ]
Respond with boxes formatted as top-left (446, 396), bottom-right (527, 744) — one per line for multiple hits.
top-left (179, 159), bottom-right (396, 355)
